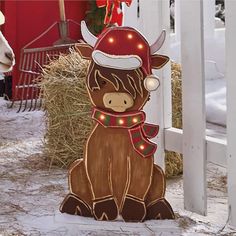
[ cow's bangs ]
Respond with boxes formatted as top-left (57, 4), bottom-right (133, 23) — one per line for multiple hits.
top-left (88, 63), bottom-right (144, 99)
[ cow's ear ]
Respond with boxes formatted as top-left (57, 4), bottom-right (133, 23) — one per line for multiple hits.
top-left (75, 43), bottom-right (93, 60)
top-left (151, 54), bottom-right (169, 69)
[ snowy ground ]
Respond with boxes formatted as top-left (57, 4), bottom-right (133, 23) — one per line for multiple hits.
top-left (0, 98), bottom-right (235, 236)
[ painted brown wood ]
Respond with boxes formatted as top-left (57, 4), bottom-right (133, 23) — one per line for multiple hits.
top-left (60, 25), bottom-right (174, 222)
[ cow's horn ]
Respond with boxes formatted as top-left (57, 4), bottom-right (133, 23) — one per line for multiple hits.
top-left (150, 30), bottom-right (166, 55)
top-left (0, 11), bottom-right (5, 25)
top-left (81, 20), bottom-right (98, 47)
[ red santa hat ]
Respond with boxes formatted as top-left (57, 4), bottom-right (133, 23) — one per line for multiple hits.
top-left (81, 21), bottom-right (167, 91)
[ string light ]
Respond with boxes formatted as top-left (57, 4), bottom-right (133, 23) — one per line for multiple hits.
top-left (119, 119), bottom-right (124, 125)
top-left (127, 33), bottom-right (133, 39)
top-left (100, 114), bottom-right (105, 120)
top-left (108, 37), bottom-right (114, 43)
top-left (140, 145), bottom-right (145, 150)
top-left (138, 43), bottom-right (143, 49)
top-left (133, 118), bottom-right (138, 123)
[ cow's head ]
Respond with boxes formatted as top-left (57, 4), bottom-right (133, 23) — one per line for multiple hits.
top-left (76, 21), bottom-right (169, 113)
top-left (0, 11), bottom-right (15, 73)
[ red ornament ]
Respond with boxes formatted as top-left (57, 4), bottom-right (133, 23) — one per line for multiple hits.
top-left (96, 0), bottom-right (132, 26)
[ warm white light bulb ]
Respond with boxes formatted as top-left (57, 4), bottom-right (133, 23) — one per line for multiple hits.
top-left (108, 37), bottom-right (114, 43)
top-left (128, 34), bottom-right (133, 39)
top-left (100, 115), bottom-right (105, 120)
top-left (140, 145), bottom-right (145, 150)
top-left (138, 44), bottom-right (143, 49)
top-left (119, 119), bottom-right (124, 125)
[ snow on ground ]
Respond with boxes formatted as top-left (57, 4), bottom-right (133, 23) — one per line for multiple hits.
top-left (205, 78), bottom-right (226, 127)
top-left (0, 98), bottom-right (235, 236)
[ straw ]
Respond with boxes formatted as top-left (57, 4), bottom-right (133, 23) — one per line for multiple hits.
top-left (40, 50), bottom-right (93, 167)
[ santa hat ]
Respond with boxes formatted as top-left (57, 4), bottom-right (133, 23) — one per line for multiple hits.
top-left (81, 21), bottom-right (167, 91)
top-left (0, 11), bottom-right (5, 25)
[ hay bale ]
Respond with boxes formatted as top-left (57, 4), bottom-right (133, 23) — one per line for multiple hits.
top-left (171, 62), bottom-right (182, 129)
top-left (165, 62), bottom-right (183, 178)
top-left (40, 50), bottom-right (93, 167)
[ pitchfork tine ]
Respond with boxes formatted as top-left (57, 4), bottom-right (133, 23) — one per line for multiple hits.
top-left (17, 52), bottom-right (30, 112)
top-left (34, 51), bottom-right (46, 111)
top-left (21, 52), bottom-right (32, 112)
top-left (28, 54), bottom-right (37, 111)
top-left (37, 50), bottom-right (47, 110)
top-left (29, 53), bottom-right (37, 111)
top-left (22, 52), bottom-right (34, 112)
top-left (15, 50), bottom-right (26, 112)
top-left (32, 54), bottom-right (42, 111)
top-left (30, 53), bottom-right (41, 111)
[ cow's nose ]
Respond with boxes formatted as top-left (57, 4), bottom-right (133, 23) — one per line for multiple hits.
top-left (103, 92), bottom-right (134, 112)
top-left (109, 99), bottom-right (128, 105)
top-left (5, 52), bottom-right (14, 62)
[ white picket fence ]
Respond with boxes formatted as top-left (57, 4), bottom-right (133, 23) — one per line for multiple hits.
top-left (124, 0), bottom-right (236, 227)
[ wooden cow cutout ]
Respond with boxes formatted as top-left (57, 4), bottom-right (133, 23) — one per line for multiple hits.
top-left (60, 21), bottom-right (174, 222)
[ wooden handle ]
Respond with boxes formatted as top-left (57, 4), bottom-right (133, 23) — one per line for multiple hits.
top-left (59, 0), bottom-right (66, 21)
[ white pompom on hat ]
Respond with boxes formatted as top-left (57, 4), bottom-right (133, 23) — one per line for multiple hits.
top-left (0, 11), bottom-right (5, 25)
top-left (144, 74), bottom-right (160, 91)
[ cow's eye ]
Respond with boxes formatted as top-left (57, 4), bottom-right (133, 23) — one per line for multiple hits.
top-left (101, 80), bottom-right (107, 85)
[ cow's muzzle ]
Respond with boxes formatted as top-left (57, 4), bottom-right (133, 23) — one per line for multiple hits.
top-left (103, 92), bottom-right (134, 112)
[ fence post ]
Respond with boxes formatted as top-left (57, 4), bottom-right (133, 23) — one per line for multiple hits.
top-left (124, 0), bottom-right (171, 169)
top-left (180, 0), bottom-right (207, 215)
top-left (137, 0), bottom-right (171, 169)
top-left (225, 0), bottom-right (236, 227)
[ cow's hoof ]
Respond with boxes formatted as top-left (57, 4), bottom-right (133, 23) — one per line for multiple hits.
top-left (121, 196), bottom-right (146, 222)
top-left (146, 198), bottom-right (175, 220)
top-left (60, 193), bottom-right (92, 217)
top-left (93, 197), bottom-right (118, 221)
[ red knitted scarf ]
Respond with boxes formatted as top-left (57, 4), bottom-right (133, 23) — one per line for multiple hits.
top-left (92, 108), bottom-right (159, 158)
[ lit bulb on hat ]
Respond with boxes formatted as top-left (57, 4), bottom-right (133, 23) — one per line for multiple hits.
top-left (108, 37), bottom-right (114, 43)
top-left (138, 44), bottom-right (143, 49)
top-left (144, 75), bottom-right (160, 91)
top-left (127, 34), bottom-right (133, 39)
